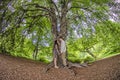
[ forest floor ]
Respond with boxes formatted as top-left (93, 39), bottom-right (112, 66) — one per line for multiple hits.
top-left (0, 53), bottom-right (120, 80)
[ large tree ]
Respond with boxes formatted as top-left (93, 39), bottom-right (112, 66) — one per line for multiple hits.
top-left (0, 0), bottom-right (114, 67)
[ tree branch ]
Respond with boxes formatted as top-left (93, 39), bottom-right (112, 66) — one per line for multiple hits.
top-left (24, 14), bottom-right (49, 19)
top-left (24, 3), bottom-right (50, 12)
top-left (70, 6), bottom-right (93, 12)
top-left (50, 0), bottom-right (60, 16)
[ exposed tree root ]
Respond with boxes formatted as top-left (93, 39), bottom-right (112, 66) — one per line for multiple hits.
top-left (45, 61), bottom-right (89, 76)
top-left (67, 62), bottom-right (89, 76)
top-left (44, 62), bottom-right (54, 73)
top-left (67, 62), bottom-right (88, 68)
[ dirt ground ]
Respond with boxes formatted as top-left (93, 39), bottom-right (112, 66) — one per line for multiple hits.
top-left (0, 53), bottom-right (120, 80)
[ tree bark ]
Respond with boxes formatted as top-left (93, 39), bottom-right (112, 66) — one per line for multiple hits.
top-left (48, 1), bottom-right (69, 68)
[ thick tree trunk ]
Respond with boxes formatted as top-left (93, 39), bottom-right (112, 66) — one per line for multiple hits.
top-left (45, 1), bottom-right (86, 70)
top-left (59, 5), bottom-right (68, 40)
top-left (48, 0), bottom-right (70, 68)
top-left (49, 7), bottom-right (58, 40)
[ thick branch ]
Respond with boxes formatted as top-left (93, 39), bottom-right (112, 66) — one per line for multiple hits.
top-left (50, 0), bottom-right (60, 17)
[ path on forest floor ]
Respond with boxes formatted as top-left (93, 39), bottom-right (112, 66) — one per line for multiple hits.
top-left (0, 53), bottom-right (120, 80)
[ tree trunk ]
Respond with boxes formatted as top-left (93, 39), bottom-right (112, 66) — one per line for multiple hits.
top-left (32, 43), bottom-right (38, 60)
top-left (32, 36), bottom-right (40, 60)
top-left (47, 0), bottom-right (70, 68)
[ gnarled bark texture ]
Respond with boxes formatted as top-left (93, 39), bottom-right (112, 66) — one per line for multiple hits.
top-left (49, 0), bottom-right (70, 67)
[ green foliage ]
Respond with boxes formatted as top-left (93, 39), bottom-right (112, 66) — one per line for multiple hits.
top-left (0, 0), bottom-right (119, 64)
top-left (67, 20), bottom-right (120, 63)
